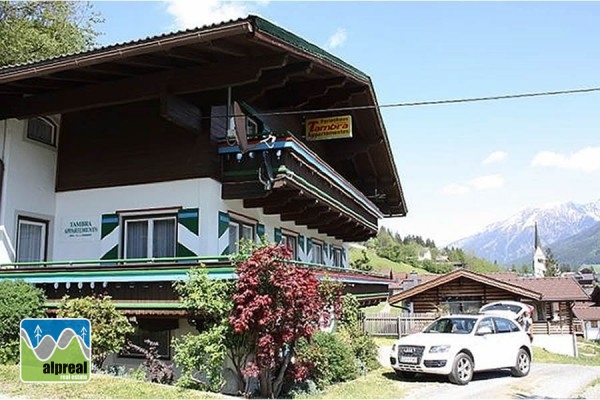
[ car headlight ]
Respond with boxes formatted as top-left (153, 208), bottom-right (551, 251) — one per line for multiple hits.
top-left (429, 345), bottom-right (451, 353)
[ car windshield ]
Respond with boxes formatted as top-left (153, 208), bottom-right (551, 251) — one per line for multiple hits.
top-left (423, 317), bottom-right (477, 334)
top-left (481, 303), bottom-right (523, 314)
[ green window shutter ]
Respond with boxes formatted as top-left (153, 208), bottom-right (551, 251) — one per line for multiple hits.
top-left (101, 213), bottom-right (119, 239)
top-left (306, 238), bottom-right (313, 258)
top-left (257, 223), bottom-right (265, 242)
top-left (177, 208), bottom-right (199, 257)
top-left (178, 208), bottom-right (199, 235)
top-left (218, 212), bottom-right (230, 255)
top-left (100, 213), bottom-right (119, 260)
top-left (274, 227), bottom-right (282, 243)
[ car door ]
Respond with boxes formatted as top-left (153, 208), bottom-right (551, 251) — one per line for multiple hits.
top-left (472, 317), bottom-right (502, 371)
top-left (492, 317), bottom-right (524, 367)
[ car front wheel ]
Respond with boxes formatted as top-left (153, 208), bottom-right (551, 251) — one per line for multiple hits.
top-left (448, 353), bottom-right (473, 385)
top-left (511, 348), bottom-right (531, 377)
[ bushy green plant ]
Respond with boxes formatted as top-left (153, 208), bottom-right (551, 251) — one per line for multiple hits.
top-left (337, 294), bottom-right (379, 373)
top-left (57, 295), bottom-right (134, 369)
top-left (0, 280), bottom-right (46, 364)
top-left (295, 331), bottom-right (359, 388)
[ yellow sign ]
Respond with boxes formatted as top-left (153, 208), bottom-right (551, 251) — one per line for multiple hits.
top-left (305, 115), bottom-right (352, 141)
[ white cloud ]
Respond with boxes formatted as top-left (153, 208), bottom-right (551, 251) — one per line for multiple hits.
top-left (468, 174), bottom-right (505, 190)
top-left (482, 150), bottom-right (507, 165)
top-left (164, 0), bottom-right (268, 29)
top-left (443, 184), bottom-right (470, 195)
top-left (325, 28), bottom-right (347, 50)
top-left (531, 146), bottom-right (600, 173)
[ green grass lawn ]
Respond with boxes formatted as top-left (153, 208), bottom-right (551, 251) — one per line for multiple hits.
top-left (297, 368), bottom-right (405, 399)
top-left (534, 339), bottom-right (600, 366)
top-left (349, 248), bottom-right (429, 275)
top-left (0, 365), bottom-right (221, 399)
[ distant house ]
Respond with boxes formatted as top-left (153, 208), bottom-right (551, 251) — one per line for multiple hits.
top-left (578, 264), bottom-right (600, 286)
top-left (388, 269), bottom-right (589, 335)
top-left (573, 286), bottom-right (600, 341)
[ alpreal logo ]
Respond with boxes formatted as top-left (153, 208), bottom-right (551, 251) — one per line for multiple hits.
top-left (20, 318), bottom-right (91, 383)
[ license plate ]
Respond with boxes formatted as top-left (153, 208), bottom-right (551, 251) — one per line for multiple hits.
top-left (400, 356), bottom-right (418, 364)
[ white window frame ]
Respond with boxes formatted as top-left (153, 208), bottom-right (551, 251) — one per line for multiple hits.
top-left (281, 232), bottom-right (298, 260)
top-left (332, 247), bottom-right (342, 267)
top-left (26, 117), bottom-right (57, 147)
top-left (123, 215), bottom-right (177, 259)
top-left (229, 219), bottom-right (255, 254)
top-left (16, 217), bottom-right (48, 262)
top-left (312, 240), bottom-right (324, 265)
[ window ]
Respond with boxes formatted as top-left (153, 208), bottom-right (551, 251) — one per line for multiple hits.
top-left (124, 216), bottom-right (176, 259)
top-left (442, 296), bottom-right (482, 314)
top-left (591, 320), bottom-right (598, 328)
top-left (27, 117), bottom-right (56, 147)
top-left (312, 242), bottom-right (323, 264)
top-left (229, 219), bottom-right (254, 253)
top-left (281, 233), bottom-right (297, 260)
top-left (333, 247), bottom-right (342, 267)
top-left (493, 317), bottom-right (520, 333)
top-left (16, 217), bottom-right (48, 262)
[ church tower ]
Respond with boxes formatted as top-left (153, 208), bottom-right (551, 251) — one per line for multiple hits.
top-left (532, 222), bottom-right (547, 277)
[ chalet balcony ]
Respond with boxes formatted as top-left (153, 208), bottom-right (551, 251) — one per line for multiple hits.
top-left (219, 135), bottom-right (382, 242)
top-left (0, 256), bottom-right (391, 314)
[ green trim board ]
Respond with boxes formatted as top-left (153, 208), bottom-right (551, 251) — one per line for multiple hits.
top-left (0, 267), bottom-right (236, 284)
top-left (45, 302), bottom-right (186, 310)
top-left (252, 16), bottom-right (368, 81)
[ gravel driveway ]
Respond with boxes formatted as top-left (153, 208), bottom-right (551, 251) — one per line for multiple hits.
top-left (379, 345), bottom-right (600, 399)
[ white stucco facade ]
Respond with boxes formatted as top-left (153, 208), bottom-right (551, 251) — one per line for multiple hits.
top-left (0, 118), bottom-right (58, 263)
top-left (0, 117), bottom-right (349, 267)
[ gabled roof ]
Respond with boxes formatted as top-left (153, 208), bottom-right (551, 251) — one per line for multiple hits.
top-left (388, 269), bottom-right (591, 305)
top-left (503, 276), bottom-right (590, 301)
top-left (573, 302), bottom-right (600, 321)
top-left (0, 15), bottom-right (406, 219)
top-left (388, 269), bottom-right (542, 304)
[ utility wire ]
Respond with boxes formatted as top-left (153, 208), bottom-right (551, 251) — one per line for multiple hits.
top-left (212, 85), bottom-right (600, 119)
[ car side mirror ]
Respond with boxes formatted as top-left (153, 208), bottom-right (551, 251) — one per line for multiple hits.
top-left (476, 326), bottom-right (493, 335)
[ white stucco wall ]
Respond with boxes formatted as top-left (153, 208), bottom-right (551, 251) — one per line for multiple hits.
top-left (0, 118), bottom-right (58, 263)
top-left (54, 178), bottom-right (345, 262)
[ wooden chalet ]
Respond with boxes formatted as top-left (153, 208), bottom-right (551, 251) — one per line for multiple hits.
top-left (388, 269), bottom-right (589, 335)
top-left (0, 16), bottom-right (407, 361)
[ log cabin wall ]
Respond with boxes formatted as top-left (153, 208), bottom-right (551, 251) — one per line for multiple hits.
top-left (409, 278), bottom-right (525, 314)
top-left (57, 99), bottom-right (217, 191)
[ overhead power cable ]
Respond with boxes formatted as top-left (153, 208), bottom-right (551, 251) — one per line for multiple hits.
top-left (221, 85), bottom-right (600, 119)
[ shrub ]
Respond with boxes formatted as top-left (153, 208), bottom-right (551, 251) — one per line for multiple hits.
top-left (127, 339), bottom-right (174, 385)
top-left (296, 331), bottom-right (359, 388)
top-left (57, 295), bottom-right (134, 369)
top-left (0, 280), bottom-right (46, 364)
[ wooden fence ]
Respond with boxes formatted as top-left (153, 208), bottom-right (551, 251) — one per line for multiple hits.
top-left (361, 312), bottom-right (437, 338)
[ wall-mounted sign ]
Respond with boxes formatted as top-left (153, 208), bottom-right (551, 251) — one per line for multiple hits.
top-left (305, 115), bottom-right (352, 141)
top-left (61, 217), bottom-right (99, 241)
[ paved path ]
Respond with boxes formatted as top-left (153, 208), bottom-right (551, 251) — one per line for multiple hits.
top-left (379, 345), bottom-right (600, 399)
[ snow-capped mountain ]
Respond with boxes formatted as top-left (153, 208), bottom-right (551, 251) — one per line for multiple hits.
top-left (449, 199), bottom-right (600, 266)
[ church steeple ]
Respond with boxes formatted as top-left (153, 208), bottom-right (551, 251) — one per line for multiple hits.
top-left (533, 222), bottom-right (547, 277)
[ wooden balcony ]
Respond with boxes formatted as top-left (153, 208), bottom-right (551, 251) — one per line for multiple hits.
top-left (219, 136), bottom-right (382, 241)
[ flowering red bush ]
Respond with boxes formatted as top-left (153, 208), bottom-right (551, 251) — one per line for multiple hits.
top-left (229, 244), bottom-right (339, 397)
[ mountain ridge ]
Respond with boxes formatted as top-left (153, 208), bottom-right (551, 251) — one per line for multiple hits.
top-left (449, 199), bottom-right (600, 266)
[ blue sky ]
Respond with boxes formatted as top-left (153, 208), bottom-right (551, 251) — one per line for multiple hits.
top-left (92, 1), bottom-right (600, 245)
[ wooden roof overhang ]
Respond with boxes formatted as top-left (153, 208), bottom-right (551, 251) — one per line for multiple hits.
top-left (220, 137), bottom-right (381, 241)
top-left (388, 269), bottom-right (543, 305)
top-left (0, 15), bottom-right (406, 221)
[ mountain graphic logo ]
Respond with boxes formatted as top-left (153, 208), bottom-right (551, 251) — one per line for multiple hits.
top-left (20, 318), bottom-right (91, 383)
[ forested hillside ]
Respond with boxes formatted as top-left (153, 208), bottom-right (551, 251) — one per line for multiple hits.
top-left (350, 228), bottom-right (503, 274)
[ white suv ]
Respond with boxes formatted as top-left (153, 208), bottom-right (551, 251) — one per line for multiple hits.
top-left (389, 314), bottom-right (532, 385)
